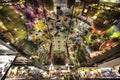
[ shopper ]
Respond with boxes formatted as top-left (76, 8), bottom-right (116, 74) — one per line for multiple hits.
top-left (118, 67), bottom-right (120, 74)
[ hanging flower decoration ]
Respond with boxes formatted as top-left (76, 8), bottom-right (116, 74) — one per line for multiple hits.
top-left (13, 0), bottom-right (51, 30)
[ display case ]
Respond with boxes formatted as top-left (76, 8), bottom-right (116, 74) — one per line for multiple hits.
top-left (0, 55), bottom-right (16, 80)
top-left (0, 40), bottom-right (17, 80)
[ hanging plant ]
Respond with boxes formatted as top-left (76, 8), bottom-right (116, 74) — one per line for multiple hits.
top-left (66, 0), bottom-right (75, 8)
top-left (43, 0), bottom-right (54, 11)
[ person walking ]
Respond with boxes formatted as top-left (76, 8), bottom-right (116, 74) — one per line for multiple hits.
top-left (118, 67), bottom-right (120, 74)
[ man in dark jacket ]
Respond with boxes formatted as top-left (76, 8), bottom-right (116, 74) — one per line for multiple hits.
top-left (118, 67), bottom-right (120, 74)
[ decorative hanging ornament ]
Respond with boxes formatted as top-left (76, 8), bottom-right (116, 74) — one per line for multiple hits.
top-left (66, 0), bottom-right (75, 8)
top-left (43, 0), bottom-right (54, 11)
